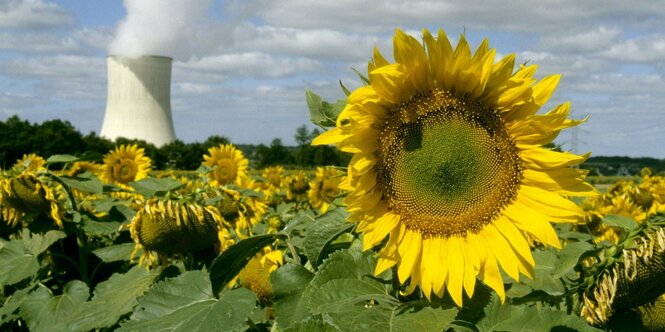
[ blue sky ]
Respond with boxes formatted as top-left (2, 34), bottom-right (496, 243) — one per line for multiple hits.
top-left (1, 0), bottom-right (665, 157)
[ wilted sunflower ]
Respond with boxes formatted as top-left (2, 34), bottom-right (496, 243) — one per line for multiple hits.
top-left (581, 224), bottom-right (665, 326)
top-left (14, 153), bottom-right (46, 173)
top-left (202, 144), bottom-right (248, 186)
top-left (0, 173), bottom-right (63, 227)
top-left (308, 166), bottom-right (345, 213)
top-left (205, 186), bottom-right (267, 239)
top-left (128, 199), bottom-right (223, 267)
top-left (100, 144), bottom-right (151, 185)
top-left (313, 28), bottom-right (595, 305)
top-left (67, 161), bottom-right (102, 177)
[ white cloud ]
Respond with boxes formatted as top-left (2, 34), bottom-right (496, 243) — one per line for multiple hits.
top-left (602, 34), bottom-right (665, 64)
top-left (0, 0), bottom-right (74, 29)
top-left (176, 52), bottom-right (322, 78)
top-left (539, 26), bottom-right (622, 53)
top-left (0, 55), bottom-right (104, 78)
top-left (233, 24), bottom-right (386, 61)
top-left (252, 0), bottom-right (665, 33)
top-left (0, 32), bottom-right (79, 53)
top-left (73, 27), bottom-right (115, 51)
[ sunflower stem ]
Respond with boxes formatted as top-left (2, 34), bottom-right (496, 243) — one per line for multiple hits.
top-left (76, 229), bottom-right (90, 285)
top-left (391, 266), bottom-right (400, 298)
top-left (41, 171), bottom-right (78, 212)
top-left (285, 235), bottom-right (300, 265)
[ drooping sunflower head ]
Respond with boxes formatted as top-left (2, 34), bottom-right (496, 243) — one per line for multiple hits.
top-left (308, 166), bottom-right (345, 213)
top-left (202, 144), bottom-right (249, 186)
top-left (67, 161), bottom-right (102, 177)
top-left (101, 144), bottom-right (151, 185)
top-left (0, 173), bottom-right (63, 227)
top-left (128, 199), bottom-right (223, 267)
top-left (14, 153), bottom-right (46, 173)
top-left (285, 170), bottom-right (310, 202)
top-left (581, 225), bottom-right (665, 326)
top-left (204, 187), bottom-right (267, 239)
top-left (313, 28), bottom-right (595, 306)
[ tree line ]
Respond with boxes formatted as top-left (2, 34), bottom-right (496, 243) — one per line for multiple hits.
top-left (0, 116), bottom-right (349, 170)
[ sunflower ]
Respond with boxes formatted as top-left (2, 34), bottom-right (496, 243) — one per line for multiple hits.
top-left (237, 246), bottom-right (284, 302)
top-left (205, 186), bottom-right (267, 239)
top-left (285, 170), bottom-right (310, 202)
top-left (100, 144), bottom-right (151, 185)
top-left (262, 166), bottom-right (285, 188)
top-left (312, 29), bottom-right (595, 305)
top-left (308, 166), bottom-right (345, 213)
top-left (0, 173), bottom-right (63, 227)
top-left (202, 144), bottom-right (249, 186)
top-left (14, 153), bottom-right (46, 173)
top-left (67, 161), bottom-right (102, 177)
top-left (128, 199), bottom-right (223, 267)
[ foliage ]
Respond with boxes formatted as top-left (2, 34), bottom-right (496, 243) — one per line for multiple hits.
top-left (0, 115), bottom-right (348, 169)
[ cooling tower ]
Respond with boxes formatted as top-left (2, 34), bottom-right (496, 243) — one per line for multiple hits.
top-left (100, 55), bottom-right (176, 146)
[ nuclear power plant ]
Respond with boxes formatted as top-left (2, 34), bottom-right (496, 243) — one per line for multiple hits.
top-left (100, 55), bottom-right (176, 146)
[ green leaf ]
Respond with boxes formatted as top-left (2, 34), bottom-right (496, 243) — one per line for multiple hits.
top-left (81, 214), bottom-right (124, 236)
top-left (0, 284), bottom-right (36, 325)
top-left (493, 306), bottom-right (602, 331)
top-left (58, 173), bottom-right (103, 195)
top-left (57, 266), bottom-right (160, 331)
top-left (20, 280), bottom-right (90, 332)
top-left (552, 241), bottom-right (595, 278)
top-left (45, 154), bottom-right (79, 164)
top-left (603, 214), bottom-right (639, 230)
top-left (475, 293), bottom-right (524, 332)
top-left (306, 278), bottom-right (401, 332)
top-left (290, 247), bottom-right (378, 326)
top-left (352, 67), bottom-right (371, 85)
top-left (128, 177), bottom-right (182, 198)
top-left (119, 286), bottom-right (256, 332)
top-left (303, 208), bottom-right (353, 268)
top-left (391, 300), bottom-right (458, 331)
top-left (209, 233), bottom-right (287, 296)
top-left (271, 263), bottom-right (315, 328)
top-left (505, 283), bottom-right (533, 299)
top-left (283, 316), bottom-right (340, 332)
top-left (306, 88), bottom-right (346, 128)
top-left (523, 250), bottom-right (565, 296)
top-left (129, 271), bottom-right (214, 320)
top-left (307, 278), bottom-right (456, 331)
top-left (92, 243), bottom-right (137, 263)
top-left (0, 230), bottom-right (66, 286)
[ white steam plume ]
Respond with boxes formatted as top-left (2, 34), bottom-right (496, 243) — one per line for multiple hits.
top-left (108, 0), bottom-right (222, 60)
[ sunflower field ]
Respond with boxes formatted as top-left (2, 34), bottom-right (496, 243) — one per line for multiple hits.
top-left (2, 29), bottom-right (665, 332)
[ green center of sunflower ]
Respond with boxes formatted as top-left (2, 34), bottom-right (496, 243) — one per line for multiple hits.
top-left (214, 159), bottom-right (237, 184)
top-left (113, 160), bottom-right (138, 183)
top-left (377, 90), bottom-right (522, 238)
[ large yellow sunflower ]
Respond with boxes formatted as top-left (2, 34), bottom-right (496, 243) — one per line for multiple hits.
top-left (202, 144), bottom-right (249, 186)
top-left (313, 29), bottom-right (596, 306)
top-left (100, 144), bottom-right (151, 185)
